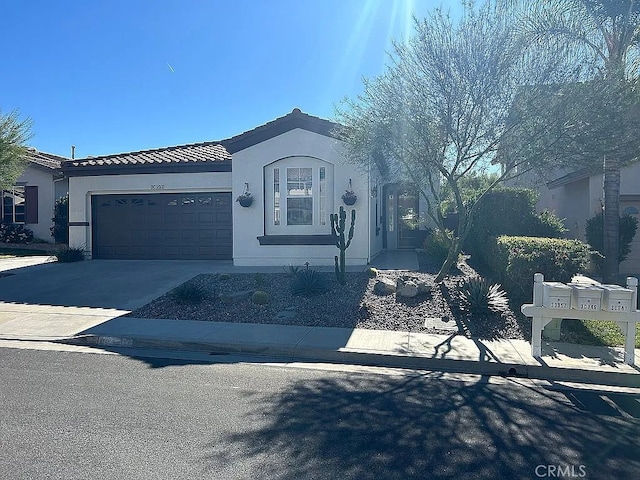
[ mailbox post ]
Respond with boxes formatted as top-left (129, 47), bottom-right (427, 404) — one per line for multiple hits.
top-left (522, 273), bottom-right (639, 365)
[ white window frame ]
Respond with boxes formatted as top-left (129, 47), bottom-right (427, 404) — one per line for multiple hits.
top-left (1, 185), bottom-right (26, 224)
top-left (264, 157), bottom-right (333, 235)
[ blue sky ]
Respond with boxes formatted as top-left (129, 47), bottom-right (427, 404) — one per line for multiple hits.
top-left (2, 0), bottom-right (454, 158)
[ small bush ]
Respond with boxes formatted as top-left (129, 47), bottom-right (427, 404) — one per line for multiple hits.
top-left (170, 283), bottom-right (207, 304)
top-left (422, 228), bottom-right (453, 262)
top-left (465, 188), bottom-right (565, 263)
top-left (291, 269), bottom-right (327, 296)
top-left (585, 211), bottom-right (638, 271)
top-left (254, 273), bottom-right (266, 287)
top-left (50, 195), bottom-right (69, 243)
top-left (282, 264), bottom-right (301, 276)
top-left (0, 221), bottom-right (34, 244)
top-left (365, 267), bottom-right (378, 278)
top-left (54, 246), bottom-right (85, 263)
top-left (459, 276), bottom-right (509, 314)
top-left (218, 273), bottom-right (231, 281)
top-left (252, 290), bottom-right (271, 305)
top-left (487, 235), bottom-right (590, 300)
top-left (529, 209), bottom-right (568, 238)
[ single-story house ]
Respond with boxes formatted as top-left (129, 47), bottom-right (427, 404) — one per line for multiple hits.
top-left (513, 163), bottom-right (640, 274)
top-left (63, 109), bottom-right (434, 266)
top-left (1, 148), bottom-right (68, 242)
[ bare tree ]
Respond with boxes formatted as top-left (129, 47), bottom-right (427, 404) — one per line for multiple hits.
top-left (337, 2), bottom-right (580, 282)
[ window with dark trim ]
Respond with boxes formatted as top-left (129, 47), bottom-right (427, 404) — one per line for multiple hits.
top-left (1, 186), bottom-right (38, 224)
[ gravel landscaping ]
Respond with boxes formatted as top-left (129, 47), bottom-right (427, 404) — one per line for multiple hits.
top-left (127, 252), bottom-right (529, 340)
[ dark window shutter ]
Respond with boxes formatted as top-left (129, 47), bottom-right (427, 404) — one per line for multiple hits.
top-left (25, 186), bottom-right (38, 224)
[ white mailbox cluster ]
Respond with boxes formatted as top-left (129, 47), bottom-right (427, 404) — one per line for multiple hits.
top-left (522, 273), bottom-right (639, 365)
top-left (542, 281), bottom-right (635, 312)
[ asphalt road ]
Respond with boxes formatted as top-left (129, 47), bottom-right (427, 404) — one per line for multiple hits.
top-left (1, 347), bottom-right (639, 480)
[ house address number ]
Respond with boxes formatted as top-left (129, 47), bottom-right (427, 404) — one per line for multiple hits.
top-left (150, 185), bottom-right (165, 190)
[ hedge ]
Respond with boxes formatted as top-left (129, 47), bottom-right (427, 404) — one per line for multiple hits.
top-left (464, 188), bottom-right (566, 263)
top-left (487, 235), bottom-right (590, 301)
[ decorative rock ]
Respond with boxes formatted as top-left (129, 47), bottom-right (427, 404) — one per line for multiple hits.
top-left (374, 277), bottom-right (396, 295)
top-left (275, 310), bottom-right (297, 320)
top-left (220, 289), bottom-right (255, 304)
top-left (417, 281), bottom-right (432, 294)
top-left (396, 279), bottom-right (419, 298)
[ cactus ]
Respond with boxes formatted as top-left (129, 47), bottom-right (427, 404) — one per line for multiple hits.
top-left (330, 206), bottom-right (356, 285)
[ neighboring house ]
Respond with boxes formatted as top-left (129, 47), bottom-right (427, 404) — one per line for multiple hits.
top-left (511, 163), bottom-right (640, 275)
top-left (1, 148), bottom-right (68, 242)
top-left (63, 109), bottom-right (434, 265)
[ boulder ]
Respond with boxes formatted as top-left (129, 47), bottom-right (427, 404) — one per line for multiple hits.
top-left (220, 289), bottom-right (255, 304)
top-left (396, 278), bottom-right (419, 298)
top-left (417, 281), bottom-right (433, 294)
top-left (374, 277), bottom-right (396, 295)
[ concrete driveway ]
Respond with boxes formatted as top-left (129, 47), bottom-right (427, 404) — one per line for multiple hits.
top-left (0, 258), bottom-right (233, 310)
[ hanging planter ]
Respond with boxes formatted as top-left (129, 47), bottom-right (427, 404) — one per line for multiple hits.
top-left (236, 183), bottom-right (254, 207)
top-left (342, 178), bottom-right (357, 206)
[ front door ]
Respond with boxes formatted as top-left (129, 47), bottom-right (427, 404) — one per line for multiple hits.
top-left (383, 184), bottom-right (420, 250)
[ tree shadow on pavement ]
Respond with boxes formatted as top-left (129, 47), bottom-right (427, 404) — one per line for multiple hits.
top-left (202, 372), bottom-right (640, 480)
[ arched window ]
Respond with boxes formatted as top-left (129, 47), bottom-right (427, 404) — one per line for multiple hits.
top-left (623, 206), bottom-right (639, 216)
top-left (264, 157), bottom-right (334, 235)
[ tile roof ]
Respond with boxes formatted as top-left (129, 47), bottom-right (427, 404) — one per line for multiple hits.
top-left (221, 108), bottom-right (340, 154)
top-left (26, 148), bottom-right (67, 170)
top-left (61, 109), bottom-right (337, 175)
top-left (63, 141), bottom-right (230, 169)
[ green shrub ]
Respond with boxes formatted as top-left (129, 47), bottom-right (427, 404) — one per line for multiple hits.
top-left (170, 283), bottom-right (207, 304)
top-left (365, 267), bottom-right (378, 278)
top-left (529, 209), bottom-right (568, 238)
top-left (465, 188), bottom-right (565, 263)
top-left (54, 246), bottom-right (85, 263)
top-left (585, 211), bottom-right (638, 271)
top-left (291, 269), bottom-right (327, 296)
top-left (0, 221), bottom-right (34, 244)
top-left (488, 235), bottom-right (590, 300)
top-left (459, 276), bottom-right (509, 314)
top-left (50, 195), bottom-right (69, 243)
top-left (422, 228), bottom-right (453, 262)
top-left (251, 290), bottom-right (271, 305)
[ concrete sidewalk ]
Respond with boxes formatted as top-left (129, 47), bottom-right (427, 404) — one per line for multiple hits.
top-left (1, 301), bottom-right (638, 387)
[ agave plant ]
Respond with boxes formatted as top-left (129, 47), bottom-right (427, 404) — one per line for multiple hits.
top-left (291, 269), bottom-right (327, 296)
top-left (460, 276), bottom-right (509, 314)
top-left (282, 264), bottom-right (301, 277)
top-left (170, 283), bottom-right (208, 304)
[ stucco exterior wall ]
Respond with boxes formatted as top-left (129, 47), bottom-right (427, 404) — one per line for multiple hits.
top-left (232, 128), bottom-right (370, 267)
top-left (546, 163), bottom-right (640, 274)
top-left (68, 171), bottom-right (232, 255)
top-left (16, 166), bottom-right (56, 242)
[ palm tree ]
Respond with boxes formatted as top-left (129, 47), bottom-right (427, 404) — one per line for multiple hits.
top-left (511, 0), bottom-right (640, 282)
top-left (0, 109), bottom-right (32, 191)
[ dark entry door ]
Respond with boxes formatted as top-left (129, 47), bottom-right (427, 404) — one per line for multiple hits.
top-left (384, 184), bottom-right (420, 249)
top-left (397, 188), bottom-right (420, 248)
top-left (92, 192), bottom-right (232, 260)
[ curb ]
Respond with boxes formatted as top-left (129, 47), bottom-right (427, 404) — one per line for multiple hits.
top-left (65, 334), bottom-right (640, 388)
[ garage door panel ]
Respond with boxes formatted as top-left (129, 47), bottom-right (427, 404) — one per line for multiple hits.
top-left (92, 192), bottom-right (232, 260)
top-left (198, 213), bottom-right (214, 223)
top-left (163, 213), bottom-right (180, 223)
top-left (181, 213), bottom-right (197, 223)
